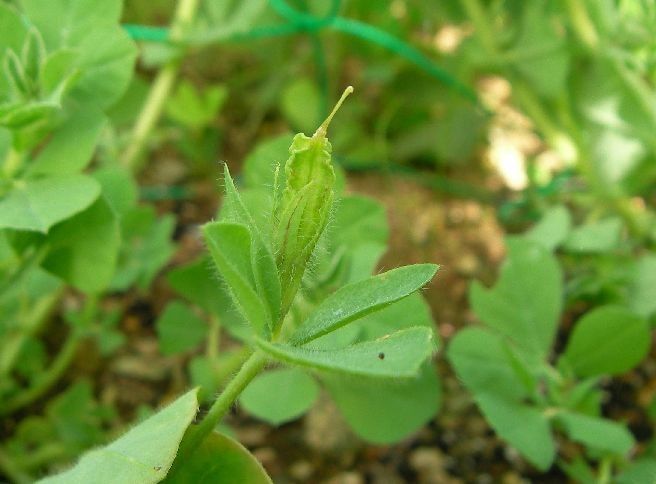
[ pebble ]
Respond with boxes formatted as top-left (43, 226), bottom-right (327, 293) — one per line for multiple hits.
top-left (322, 471), bottom-right (363, 484)
top-left (289, 460), bottom-right (313, 481)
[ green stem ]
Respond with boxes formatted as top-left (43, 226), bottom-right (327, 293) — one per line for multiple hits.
top-left (206, 315), bottom-right (221, 363)
top-left (563, 0), bottom-right (599, 50)
top-left (597, 456), bottom-right (612, 484)
top-left (0, 447), bottom-right (31, 484)
top-left (213, 346), bottom-right (252, 388)
top-left (0, 288), bottom-right (63, 379)
top-left (13, 443), bottom-right (68, 470)
top-left (120, 0), bottom-right (200, 172)
top-left (0, 329), bottom-right (82, 416)
top-left (174, 350), bottom-right (267, 461)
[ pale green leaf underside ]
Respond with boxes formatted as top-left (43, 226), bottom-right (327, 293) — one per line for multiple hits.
top-left (163, 431), bottom-right (271, 484)
top-left (290, 264), bottom-right (439, 345)
top-left (0, 175), bottom-right (100, 232)
top-left (258, 327), bottom-right (433, 378)
top-left (40, 389), bottom-right (199, 484)
top-left (322, 363), bottom-right (441, 444)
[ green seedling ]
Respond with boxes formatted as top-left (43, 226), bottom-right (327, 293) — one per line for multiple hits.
top-left (447, 235), bottom-right (651, 480)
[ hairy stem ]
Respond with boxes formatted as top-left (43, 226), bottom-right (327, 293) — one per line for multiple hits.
top-left (206, 315), bottom-right (221, 363)
top-left (173, 350), bottom-right (268, 462)
top-left (120, 0), bottom-right (200, 171)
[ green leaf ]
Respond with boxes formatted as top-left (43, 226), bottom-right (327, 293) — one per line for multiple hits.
top-left (28, 109), bottom-right (106, 175)
top-left (0, 5), bottom-right (27, 77)
top-left (627, 255), bottom-right (656, 318)
top-left (5, 49), bottom-right (29, 97)
top-left (561, 305), bottom-right (649, 377)
top-left (447, 327), bottom-right (533, 402)
top-left (39, 49), bottom-right (78, 98)
top-left (514, 2), bottom-right (569, 98)
top-left (291, 264), bottom-right (439, 345)
top-left (322, 363), bottom-right (441, 444)
top-left (555, 411), bottom-right (635, 455)
top-left (163, 431), bottom-right (271, 484)
top-left (203, 222), bottom-right (268, 337)
top-left (470, 238), bottom-right (561, 362)
top-left (0, 174), bottom-right (100, 232)
top-left (220, 166), bottom-right (281, 325)
top-left (167, 258), bottom-right (249, 341)
top-left (21, 28), bottom-right (46, 83)
top-left (240, 368), bottom-right (319, 425)
top-left (557, 457), bottom-right (597, 484)
top-left (616, 459), bottom-right (656, 484)
top-left (525, 205), bottom-right (571, 251)
top-left (41, 389), bottom-right (199, 484)
top-left (324, 195), bottom-right (389, 283)
top-left (110, 206), bottom-right (175, 291)
top-left (280, 78), bottom-right (321, 134)
top-left (0, 100), bottom-right (60, 131)
top-left (188, 356), bottom-right (217, 403)
top-left (166, 81), bottom-right (227, 130)
top-left (156, 302), bottom-right (208, 356)
top-left (476, 394), bottom-right (555, 471)
top-left (21, 0), bottom-right (137, 109)
top-left (564, 218), bottom-right (622, 253)
top-left (93, 166), bottom-right (138, 216)
top-left (357, 293), bottom-right (433, 339)
top-left (258, 327), bottom-right (434, 378)
top-left (46, 381), bottom-right (110, 451)
top-left (41, 197), bottom-right (119, 293)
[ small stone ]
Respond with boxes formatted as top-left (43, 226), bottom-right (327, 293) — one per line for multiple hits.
top-left (236, 424), bottom-right (268, 447)
top-left (322, 471), bottom-right (364, 484)
top-left (304, 395), bottom-right (358, 454)
top-left (252, 447), bottom-right (277, 473)
top-left (409, 447), bottom-right (454, 484)
top-left (455, 253), bottom-right (479, 276)
top-left (289, 460), bottom-right (313, 481)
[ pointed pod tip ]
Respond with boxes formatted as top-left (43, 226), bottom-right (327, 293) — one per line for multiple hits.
top-left (313, 85), bottom-right (355, 138)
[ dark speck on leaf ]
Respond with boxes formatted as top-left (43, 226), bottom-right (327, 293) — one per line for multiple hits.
top-left (378, 352), bottom-right (385, 360)
top-left (154, 466), bottom-right (162, 472)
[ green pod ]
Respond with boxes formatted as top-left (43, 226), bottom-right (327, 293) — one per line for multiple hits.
top-left (273, 86), bottom-right (353, 315)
